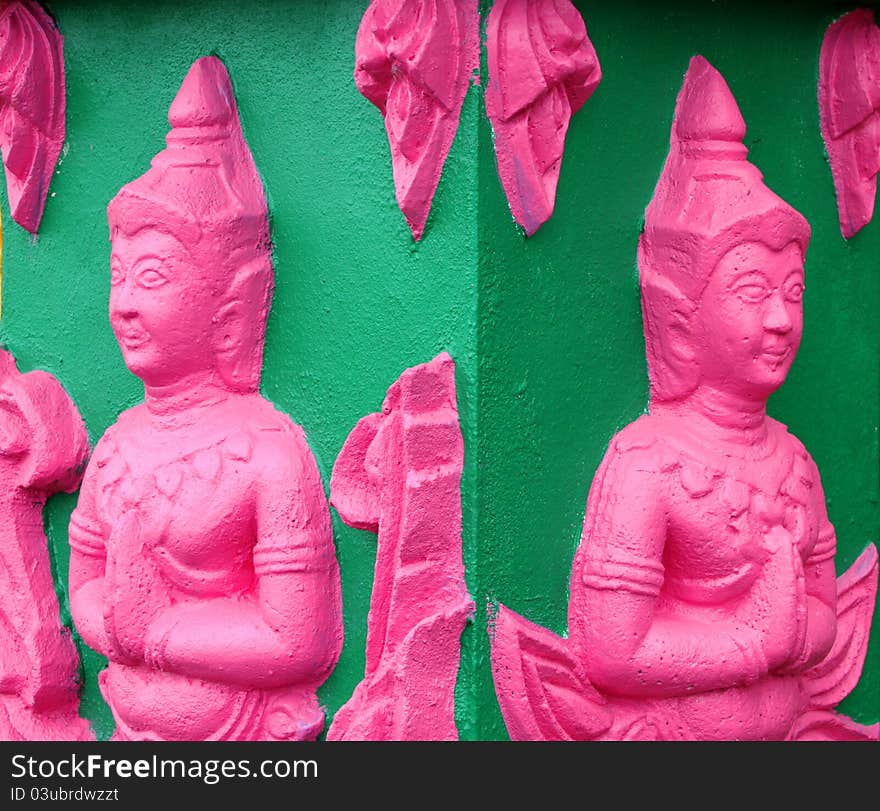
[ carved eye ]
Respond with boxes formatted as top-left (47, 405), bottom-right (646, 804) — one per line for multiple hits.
top-left (783, 278), bottom-right (805, 302)
top-left (136, 267), bottom-right (169, 289)
top-left (733, 283), bottom-right (769, 303)
top-left (110, 261), bottom-right (125, 286)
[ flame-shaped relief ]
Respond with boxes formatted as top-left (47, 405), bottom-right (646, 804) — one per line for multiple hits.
top-left (818, 8), bottom-right (880, 239)
top-left (328, 353), bottom-right (474, 740)
top-left (0, 347), bottom-right (92, 740)
top-left (0, 1), bottom-right (65, 234)
top-left (485, 0), bottom-right (601, 236)
top-left (354, 0), bottom-right (479, 241)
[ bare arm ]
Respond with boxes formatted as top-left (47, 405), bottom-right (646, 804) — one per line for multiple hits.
top-left (68, 450), bottom-right (118, 660)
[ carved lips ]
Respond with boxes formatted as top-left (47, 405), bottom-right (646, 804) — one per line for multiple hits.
top-left (0, 1), bottom-right (65, 234)
top-left (818, 8), bottom-right (880, 239)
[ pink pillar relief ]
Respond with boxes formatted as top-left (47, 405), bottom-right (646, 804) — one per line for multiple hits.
top-left (0, 348), bottom-right (92, 741)
top-left (818, 8), bottom-right (880, 239)
top-left (490, 55), bottom-right (879, 741)
top-left (327, 353), bottom-right (474, 740)
top-left (485, 0), bottom-right (601, 236)
top-left (355, 0), bottom-right (479, 241)
top-left (67, 57), bottom-right (343, 741)
top-left (0, 1), bottom-right (65, 234)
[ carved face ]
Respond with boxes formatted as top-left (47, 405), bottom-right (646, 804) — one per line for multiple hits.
top-left (693, 241), bottom-right (804, 401)
top-left (109, 228), bottom-right (218, 388)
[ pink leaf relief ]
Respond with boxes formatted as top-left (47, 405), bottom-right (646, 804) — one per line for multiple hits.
top-left (802, 544), bottom-right (878, 711)
top-left (788, 710), bottom-right (879, 742)
top-left (485, 0), bottom-right (601, 236)
top-left (490, 604), bottom-right (610, 741)
top-left (818, 8), bottom-right (880, 239)
top-left (328, 353), bottom-right (474, 740)
top-left (354, 0), bottom-right (479, 241)
top-left (0, 347), bottom-right (92, 741)
top-left (0, 1), bottom-right (65, 233)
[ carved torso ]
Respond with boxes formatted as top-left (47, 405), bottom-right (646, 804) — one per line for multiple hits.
top-left (69, 393), bottom-right (336, 741)
top-left (569, 413), bottom-right (835, 740)
top-left (645, 416), bottom-right (825, 608)
top-left (91, 400), bottom-right (262, 599)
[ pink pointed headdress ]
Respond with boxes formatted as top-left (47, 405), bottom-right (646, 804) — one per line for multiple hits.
top-left (108, 56), bottom-right (269, 250)
top-left (639, 56), bottom-right (811, 402)
top-left (107, 57), bottom-right (274, 393)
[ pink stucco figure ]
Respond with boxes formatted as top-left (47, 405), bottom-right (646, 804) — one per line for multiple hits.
top-left (355, 0), bottom-right (479, 241)
top-left (0, 348), bottom-right (92, 741)
top-left (818, 8), bottom-right (880, 239)
top-left (327, 353), bottom-right (474, 740)
top-left (485, 0), bottom-right (601, 236)
top-left (490, 55), bottom-right (879, 741)
top-left (0, 1), bottom-right (65, 234)
top-left (67, 56), bottom-right (343, 741)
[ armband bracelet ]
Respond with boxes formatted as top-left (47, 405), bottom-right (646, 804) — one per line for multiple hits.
top-left (68, 515), bottom-right (106, 557)
top-left (582, 551), bottom-right (664, 598)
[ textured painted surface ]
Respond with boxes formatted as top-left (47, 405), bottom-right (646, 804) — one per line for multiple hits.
top-left (67, 56), bottom-right (344, 741)
top-left (328, 353), bottom-right (473, 740)
top-left (477, 0), bottom-right (879, 739)
top-left (0, 1), bottom-right (65, 234)
top-left (0, 0), bottom-right (479, 740)
top-left (0, 347), bottom-right (91, 741)
top-left (490, 57), bottom-right (878, 740)
top-left (355, 0), bottom-right (479, 241)
top-left (818, 8), bottom-right (880, 240)
top-left (0, 0), bottom-right (876, 739)
top-left (485, 0), bottom-right (600, 236)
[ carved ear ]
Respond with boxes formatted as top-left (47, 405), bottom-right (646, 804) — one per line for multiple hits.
top-left (664, 304), bottom-right (698, 366)
top-left (213, 255), bottom-right (273, 392)
top-left (0, 396), bottom-right (30, 458)
top-left (640, 272), bottom-right (699, 402)
top-left (0, 347), bottom-right (16, 379)
top-left (213, 299), bottom-right (245, 356)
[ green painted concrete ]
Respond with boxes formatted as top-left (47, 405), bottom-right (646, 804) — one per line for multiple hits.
top-left (476, 0), bottom-right (879, 737)
top-left (0, 0), bottom-right (479, 740)
top-left (0, 0), bottom-right (875, 740)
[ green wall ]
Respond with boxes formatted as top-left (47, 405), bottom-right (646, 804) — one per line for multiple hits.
top-left (477, 0), bottom-right (879, 737)
top-left (0, 0), bottom-right (875, 740)
top-left (0, 0), bottom-right (480, 740)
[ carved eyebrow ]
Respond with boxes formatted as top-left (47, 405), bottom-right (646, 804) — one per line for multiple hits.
top-left (130, 254), bottom-right (168, 267)
top-left (729, 269), bottom-right (770, 286)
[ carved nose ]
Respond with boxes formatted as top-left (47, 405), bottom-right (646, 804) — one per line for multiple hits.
top-left (110, 282), bottom-right (139, 320)
top-left (763, 291), bottom-right (793, 333)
